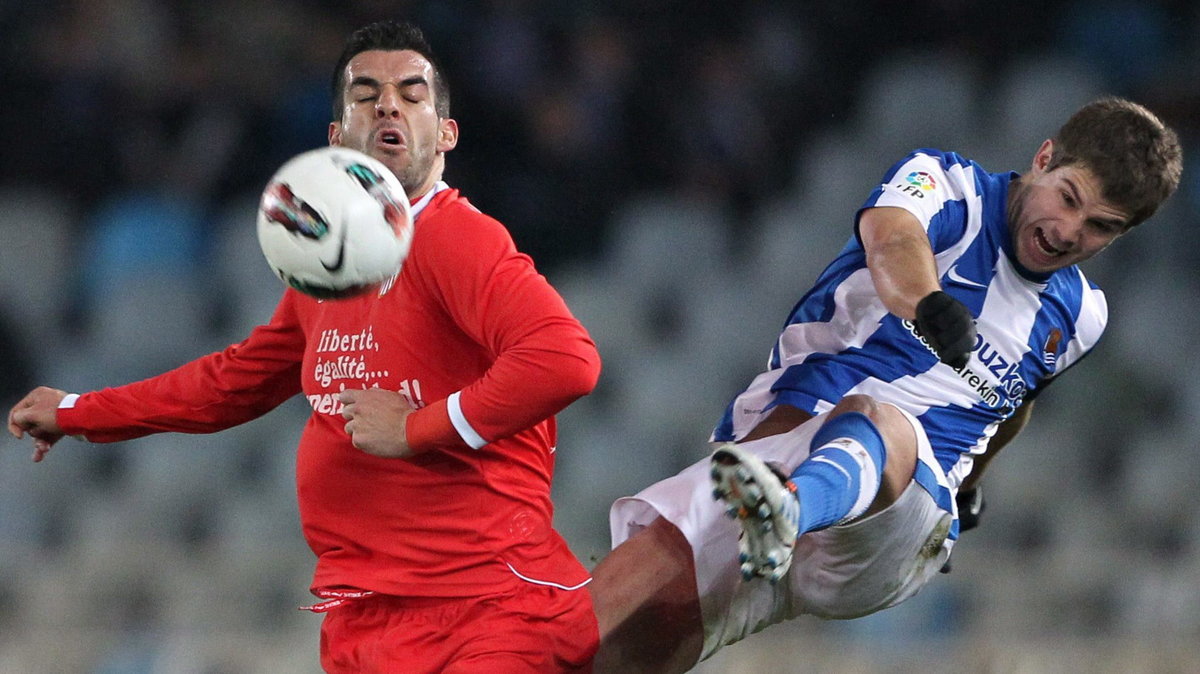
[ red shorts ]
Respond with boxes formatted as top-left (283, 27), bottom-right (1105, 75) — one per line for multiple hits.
top-left (319, 583), bottom-right (598, 673)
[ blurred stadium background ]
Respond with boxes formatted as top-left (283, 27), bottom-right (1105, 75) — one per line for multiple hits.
top-left (2, 1), bottom-right (1199, 672)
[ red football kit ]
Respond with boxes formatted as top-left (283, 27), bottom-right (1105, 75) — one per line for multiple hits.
top-left (56, 183), bottom-right (601, 671)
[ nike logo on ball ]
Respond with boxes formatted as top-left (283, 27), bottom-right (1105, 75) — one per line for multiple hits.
top-left (321, 227), bottom-right (347, 272)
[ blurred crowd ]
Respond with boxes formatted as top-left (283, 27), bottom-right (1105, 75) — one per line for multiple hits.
top-left (7, 0), bottom-right (1199, 273)
top-left (3, 0), bottom-right (1200, 671)
top-left (1, 0), bottom-right (1196, 380)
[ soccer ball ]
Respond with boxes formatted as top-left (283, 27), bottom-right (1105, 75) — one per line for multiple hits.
top-left (256, 146), bottom-right (413, 299)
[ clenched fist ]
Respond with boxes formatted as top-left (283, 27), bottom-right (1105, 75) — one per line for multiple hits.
top-left (915, 291), bottom-right (976, 369)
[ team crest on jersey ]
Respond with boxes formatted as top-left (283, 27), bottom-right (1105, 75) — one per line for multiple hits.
top-left (1043, 328), bottom-right (1062, 367)
top-left (905, 171), bottom-right (937, 191)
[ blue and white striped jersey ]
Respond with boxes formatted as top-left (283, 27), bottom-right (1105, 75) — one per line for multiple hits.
top-left (714, 149), bottom-right (1107, 512)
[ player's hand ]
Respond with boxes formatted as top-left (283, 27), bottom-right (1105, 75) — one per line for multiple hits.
top-left (8, 386), bottom-right (69, 462)
top-left (956, 485), bottom-right (985, 533)
top-left (915, 290), bottom-right (976, 369)
top-left (339, 388), bottom-right (416, 458)
top-left (940, 485), bottom-right (986, 574)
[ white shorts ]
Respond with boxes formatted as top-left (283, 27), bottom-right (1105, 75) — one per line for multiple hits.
top-left (609, 408), bottom-right (955, 662)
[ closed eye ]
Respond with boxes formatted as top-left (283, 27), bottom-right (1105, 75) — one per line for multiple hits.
top-left (1088, 219), bottom-right (1122, 235)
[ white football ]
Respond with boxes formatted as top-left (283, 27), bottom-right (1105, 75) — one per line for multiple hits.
top-left (256, 146), bottom-right (413, 299)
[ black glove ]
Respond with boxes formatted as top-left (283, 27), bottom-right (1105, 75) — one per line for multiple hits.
top-left (915, 290), bottom-right (976, 369)
top-left (956, 485), bottom-right (985, 533)
top-left (939, 485), bottom-right (986, 574)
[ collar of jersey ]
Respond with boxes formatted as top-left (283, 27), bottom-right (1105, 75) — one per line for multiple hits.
top-left (410, 181), bottom-right (449, 221)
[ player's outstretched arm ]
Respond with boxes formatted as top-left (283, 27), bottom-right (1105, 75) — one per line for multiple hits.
top-left (859, 206), bottom-right (975, 368)
top-left (859, 206), bottom-right (941, 320)
top-left (7, 386), bottom-right (68, 462)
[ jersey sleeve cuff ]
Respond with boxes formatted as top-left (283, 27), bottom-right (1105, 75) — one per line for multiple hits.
top-left (405, 393), bottom-right (484, 453)
top-left (446, 391), bottom-right (487, 449)
top-left (55, 394), bottom-right (89, 438)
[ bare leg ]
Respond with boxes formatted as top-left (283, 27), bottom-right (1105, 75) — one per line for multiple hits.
top-left (590, 516), bottom-right (704, 674)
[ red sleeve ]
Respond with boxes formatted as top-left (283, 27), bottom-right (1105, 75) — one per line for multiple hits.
top-left (404, 204), bottom-right (600, 450)
top-left (57, 292), bottom-right (307, 443)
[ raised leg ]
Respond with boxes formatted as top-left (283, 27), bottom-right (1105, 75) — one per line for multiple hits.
top-left (590, 516), bottom-right (704, 674)
top-left (711, 396), bottom-right (917, 583)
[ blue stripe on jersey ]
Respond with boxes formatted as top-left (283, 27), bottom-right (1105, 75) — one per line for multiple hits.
top-left (713, 403), bottom-right (736, 440)
top-left (940, 217), bottom-right (1001, 316)
top-left (913, 459), bottom-right (957, 539)
top-left (768, 239), bottom-right (863, 371)
top-left (927, 199), bottom-right (970, 254)
top-left (919, 404), bottom-right (1002, 474)
top-left (787, 240), bottom-right (863, 326)
top-left (773, 316), bottom-right (940, 404)
top-left (1019, 268), bottom-right (1088, 398)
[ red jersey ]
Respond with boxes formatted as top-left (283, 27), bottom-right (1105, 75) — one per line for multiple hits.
top-left (57, 185), bottom-right (601, 598)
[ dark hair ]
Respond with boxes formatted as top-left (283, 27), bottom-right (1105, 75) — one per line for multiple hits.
top-left (330, 20), bottom-right (451, 121)
top-left (1047, 97), bottom-right (1182, 227)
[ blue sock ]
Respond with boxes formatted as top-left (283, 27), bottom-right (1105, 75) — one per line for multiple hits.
top-left (788, 412), bottom-right (887, 534)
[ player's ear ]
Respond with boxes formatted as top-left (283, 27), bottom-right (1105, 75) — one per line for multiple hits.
top-left (329, 121), bottom-right (343, 147)
top-left (1031, 139), bottom-right (1054, 173)
top-left (437, 118), bottom-right (458, 154)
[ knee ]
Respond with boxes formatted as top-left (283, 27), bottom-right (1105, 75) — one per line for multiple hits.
top-left (833, 395), bottom-right (909, 436)
top-left (829, 395), bottom-right (916, 473)
top-left (831, 394), bottom-right (884, 422)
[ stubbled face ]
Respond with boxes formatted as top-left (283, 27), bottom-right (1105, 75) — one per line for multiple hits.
top-left (328, 49), bottom-right (458, 200)
top-left (1008, 140), bottom-right (1131, 274)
